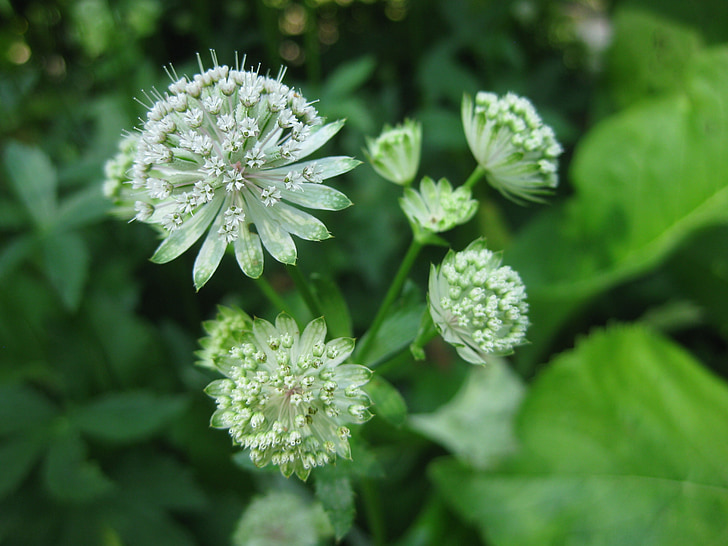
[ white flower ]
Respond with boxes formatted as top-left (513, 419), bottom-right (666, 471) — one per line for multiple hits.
top-left (127, 51), bottom-right (359, 288)
top-left (204, 312), bottom-right (372, 481)
top-left (429, 238), bottom-right (529, 363)
top-left (462, 91), bottom-right (563, 203)
top-left (365, 119), bottom-right (422, 186)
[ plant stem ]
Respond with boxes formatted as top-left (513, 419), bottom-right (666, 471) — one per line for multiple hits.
top-left (464, 164), bottom-right (486, 189)
top-left (286, 264), bottom-right (323, 318)
top-left (254, 276), bottom-right (295, 317)
top-left (357, 238), bottom-right (423, 363)
top-left (361, 479), bottom-right (386, 546)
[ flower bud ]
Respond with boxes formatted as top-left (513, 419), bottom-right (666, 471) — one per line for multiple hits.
top-left (365, 119), bottom-right (422, 186)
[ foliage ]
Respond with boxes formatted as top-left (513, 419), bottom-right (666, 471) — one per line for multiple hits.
top-left (1, 0), bottom-right (727, 545)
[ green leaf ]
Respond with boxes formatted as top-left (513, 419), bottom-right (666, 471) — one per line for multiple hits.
top-left (2, 141), bottom-right (57, 228)
top-left (410, 359), bottom-right (524, 469)
top-left (43, 432), bottom-right (114, 502)
top-left (107, 502), bottom-right (196, 546)
top-left (509, 46), bottom-right (728, 365)
top-left (357, 301), bottom-right (426, 368)
top-left (367, 375), bottom-right (407, 427)
top-left (0, 383), bottom-right (57, 437)
top-left (314, 466), bottom-right (356, 540)
top-left (310, 273), bottom-right (352, 338)
top-left (72, 391), bottom-right (186, 444)
top-left (432, 325), bottom-right (728, 545)
top-left (53, 184), bottom-right (111, 230)
top-left (322, 55), bottom-right (376, 98)
top-left (0, 435), bottom-right (47, 500)
top-left (41, 230), bottom-right (90, 310)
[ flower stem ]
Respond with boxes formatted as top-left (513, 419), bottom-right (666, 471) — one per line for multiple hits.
top-left (357, 238), bottom-right (423, 363)
top-left (464, 164), bottom-right (486, 189)
top-left (286, 265), bottom-right (323, 319)
top-left (361, 479), bottom-right (386, 546)
top-left (254, 276), bottom-right (296, 317)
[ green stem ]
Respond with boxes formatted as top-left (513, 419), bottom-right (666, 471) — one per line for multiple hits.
top-left (464, 164), bottom-right (486, 189)
top-left (304, 4), bottom-right (321, 87)
top-left (357, 238), bottom-right (423, 363)
top-left (361, 479), bottom-right (386, 546)
top-left (254, 276), bottom-right (295, 317)
top-left (286, 265), bottom-right (323, 318)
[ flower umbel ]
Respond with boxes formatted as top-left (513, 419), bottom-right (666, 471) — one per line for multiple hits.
top-left (462, 91), bottom-right (562, 203)
top-left (365, 118), bottom-right (422, 186)
top-left (204, 312), bottom-right (372, 480)
top-left (103, 133), bottom-right (141, 220)
top-left (400, 176), bottom-right (478, 243)
top-left (196, 305), bottom-right (253, 370)
top-left (129, 51), bottom-right (359, 288)
top-left (429, 238), bottom-right (529, 364)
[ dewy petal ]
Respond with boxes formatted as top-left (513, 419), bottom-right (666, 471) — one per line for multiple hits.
top-left (267, 202), bottom-right (330, 241)
top-left (274, 313), bottom-right (299, 338)
top-left (279, 183), bottom-right (352, 211)
top-left (266, 156), bottom-right (361, 182)
top-left (324, 337), bottom-right (355, 367)
top-left (298, 316), bottom-right (327, 358)
top-left (233, 225), bottom-right (264, 278)
top-left (335, 364), bottom-right (372, 387)
top-left (151, 193), bottom-right (224, 264)
top-left (247, 198), bottom-right (297, 264)
top-left (193, 208), bottom-right (228, 290)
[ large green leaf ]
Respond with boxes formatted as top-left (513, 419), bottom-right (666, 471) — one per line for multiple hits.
top-left (509, 46), bottom-right (728, 363)
top-left (42, 230), bottom-right (90, 311)
top-left (2, 141), bottom-right (57, 228)
top-left (410, 359), bottom-right (524, 470)
top-left (315, 466), bottom-right (355, 540)
top-left (431, 325), bottom-right (728, 545)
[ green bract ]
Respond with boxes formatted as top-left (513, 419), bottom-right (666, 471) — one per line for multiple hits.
top-left (204, 312), bottom-right (372, 481)
top-left (128, 52), bottom-right (358, 288)
top-left (364, 118), bottom-right (422, 186)
top-left (462, 91), bottom-right (562, 203)
top-left (429, 238), bottom-right (529, 364)
top-left (400, 177), bottom-right (478, 242)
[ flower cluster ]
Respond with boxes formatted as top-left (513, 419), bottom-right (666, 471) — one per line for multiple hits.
top-left (400, 177), bottom-right (478, 242)
top-left (196, 305), bottom-right (253, 370)
top-left (462, 91), bottom-right (562, 203)
top-left (429, 238), bottom-right (529, 364)
top-left (204, 312), bottom-right (372, 480)
top-left (102, 133), bottom-right (140, 220)
top-left (365, 119), bottom-right (422, 186)
top-left (128, 52), bottom-right (358, 288)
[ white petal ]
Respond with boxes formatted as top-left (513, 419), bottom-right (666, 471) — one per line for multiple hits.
top-left (193, 207), bottom-right (228, 290)
top-left (233, 225), bottom-right (264, 278)
top-left (280, 183), bottom-right (352, 211)
top-left (266, 202), bottom-right (330, 241)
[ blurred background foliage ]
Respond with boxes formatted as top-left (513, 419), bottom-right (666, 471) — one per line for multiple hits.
top-left (1, 0), bottom-right (728, 544)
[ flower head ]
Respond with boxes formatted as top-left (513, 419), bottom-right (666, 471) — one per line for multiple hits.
top-left (365, 119), bottom-right (422, 186)
top-left (429, 238), bottom-right (529, 364)
top-left (196, 305), bottom-right (253, 370)
top-left (400, 177), bottom-right (477, 243)
top-left (462, 91), bottom-right (562, 203)
top-left (103, 133), bottom-right (141, 220)
top-left (127, 52), bottom-right (359, 288)
top-left (204, 312), bottom-right (372, 480)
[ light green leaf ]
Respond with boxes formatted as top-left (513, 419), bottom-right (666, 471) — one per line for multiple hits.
top-left (432, 325), bottom-right (728, 545)
top-left (310, 273), bottom-right (353, 338)
top-left (42, 230), bottom-right (90, 310)
top-left (43, 431), bottom-right (114, 502)
top-left (321, 55), bottom-right (376, 98)
top-left (367, 375), bottom-right (407, 427)
top-left (72, 391), bottom-right (187, 443)
top-left (357, 302), bottom-right (426, 368)
top-left (410, 359), bottom-right (525, 469)
top-left (314, 466), bottom-right (356, 540)
top-left (53, 184), bottom-right (111, 230)
top-left (3, 140), bottom-right (57, 228)
top-left (150, 193), bottom-right (223, 264)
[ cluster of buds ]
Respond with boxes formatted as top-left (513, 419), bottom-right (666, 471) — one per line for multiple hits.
top-left (364, 119), bottom-right (422, 186)
top-left (126, 51), bottom-right (358, 287)
top-left (428, 238), bottom-right (529, 364)
top-left (462, 91), bottom-right (562, 202)
top-left (203, 312), bottom-right (372, 480)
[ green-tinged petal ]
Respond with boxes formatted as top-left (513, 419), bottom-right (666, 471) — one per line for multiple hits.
top-left (281, 184), bottom-right (352, 211)
top-left (193, 208), bottom-right (228, 290)
top-left (252, 317), bottom-right (279, 350)
top-left (290, 120), bottom-right (345, 162)
top-left (275, 313), bottom-right (299, 338)
top-left (247, 199), bottom-right (298, 264)
top-left (267, 202), bottom-right (330, 241)
top-left (267, 156), bottom-right (361, 182)
top-left (151, 194), bottom-right (224, 264)
top-left (335, 364), bottom-right (372, 387)
top-left (233, 224), bottom-right (264, 278)
top-left (324, 338), bottom-right (356, 366)
top-left (299, 316), bottom-right (327, 357)
top-left (214, 355), bottom-right (242, 377)
top-left (204, 379), bottom-right (234, 397)
top-left (210, 409), bottom-right (233, 428)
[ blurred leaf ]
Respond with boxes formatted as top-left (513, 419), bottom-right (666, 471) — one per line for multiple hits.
top-left (42, 231), bottom-right (90, 311)
top-left (106, 501), bottom-right (196, 546)
top-left (367, 374), bottom-right (407, 427)
top-left (53, 185), bottom-right (111, 231)
top-left (322, 55), bottom-right (376, 98)
top-left (315, 466), bottom-right (355, 540)
top-left (72, 391), bottom-right (187, 444)
top-left (0, 235), bottom-right (35, 281)
top-left (410, 359), bottom-right (524, 469)
top-left (0, 384), bottom-right (57, 437)
top-left (43, 431), bottom-right (114, 502)
top-left (608, 8), bottom-right (703, 110)
top-left (510, 46), bottom-right (728, 364)
top-left (310, 273), bottom-right (352, 338)
top-left (0, 435), bottom-right (47, 500)
top-left (432, 325), bottom-right (728, 545)
top-left (3, 141), bottom-right (57, 228)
